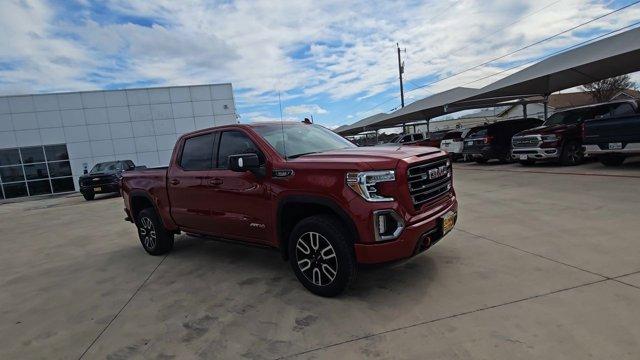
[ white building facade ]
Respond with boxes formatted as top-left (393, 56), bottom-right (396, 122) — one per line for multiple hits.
top-left (0, 84), bottom-right (237, 199)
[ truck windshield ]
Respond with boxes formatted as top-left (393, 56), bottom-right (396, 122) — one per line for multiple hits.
top-left (90, 161), bottom-right (118, 173)
top-left (253, 123), bottom-right (356, 159)
top-left (543, 105), bottom-right (613, 126)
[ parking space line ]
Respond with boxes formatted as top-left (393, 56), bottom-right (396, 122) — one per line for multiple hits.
top-left (455, 167), bottom-right (640, 179)
top-left (77, 254), bottom-right (169, 360)
top-left (455, 228), bottom-right (608, 279)
top-left (278, 278), bottom-right (609, 359)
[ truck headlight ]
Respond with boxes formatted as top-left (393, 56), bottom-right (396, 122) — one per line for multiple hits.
top-left (541, 134), bottom-right (558, 142)
top-left (346, 170), bottom-right (395, 202)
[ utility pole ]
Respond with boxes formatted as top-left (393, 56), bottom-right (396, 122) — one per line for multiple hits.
top-left (397, 43), bottom-right (405, 108)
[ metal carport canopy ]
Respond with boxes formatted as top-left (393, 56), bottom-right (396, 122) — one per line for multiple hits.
top-left (449, 26), bottom-right (640, 106)
top-left (337, 26), bottom-right (640, 135)
top-left (337, 112), bottom-right (393, 136)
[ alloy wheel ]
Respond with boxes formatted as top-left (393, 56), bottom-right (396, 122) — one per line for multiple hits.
top-left (295, 232), bottom-right (338, 287)
top-left (139, 217), bottom-right (157, 250)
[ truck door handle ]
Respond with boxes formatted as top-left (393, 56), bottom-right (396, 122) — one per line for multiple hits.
top-left (209, 178), bottom-right (223, 186)
top-left (170, 179), bottom-right (180, 185)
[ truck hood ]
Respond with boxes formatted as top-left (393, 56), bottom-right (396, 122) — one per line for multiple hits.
top-left (288, 146), bottom-right (444, 169)
top-left (516, 124), bottom-right (569, 136)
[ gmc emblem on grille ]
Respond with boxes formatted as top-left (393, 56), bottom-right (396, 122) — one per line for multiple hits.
top-left (428, 165), bottom-right (448, 180)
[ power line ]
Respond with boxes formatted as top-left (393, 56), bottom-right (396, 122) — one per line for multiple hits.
top-left (409, 0), bottom-right (640, 92)
top-left (460, 20), bottom-right (640, 88)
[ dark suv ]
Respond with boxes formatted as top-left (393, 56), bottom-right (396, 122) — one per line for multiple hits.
top-left (79, 160), bottom-right (136, 200)
top-left (463, 118), bottom-right (543, 163)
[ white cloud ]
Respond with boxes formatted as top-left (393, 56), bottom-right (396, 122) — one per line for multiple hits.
top-left (284, 104), bottom-right (328, 116)
top-left (1, 0), bottom-right (639, 120)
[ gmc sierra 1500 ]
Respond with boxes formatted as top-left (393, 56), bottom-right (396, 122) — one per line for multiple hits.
top-left (120, 122), bottom-right (458, 296)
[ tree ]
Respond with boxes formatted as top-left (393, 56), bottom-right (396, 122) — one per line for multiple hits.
top-left (581, 75), bottom-right (636, 102)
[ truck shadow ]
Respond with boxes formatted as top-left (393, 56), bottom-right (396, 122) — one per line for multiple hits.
top-left (169, 234), bottom-right (438, 301)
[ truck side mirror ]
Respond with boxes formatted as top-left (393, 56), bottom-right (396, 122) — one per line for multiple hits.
top-left (228, 153), bottom-right (260, 173)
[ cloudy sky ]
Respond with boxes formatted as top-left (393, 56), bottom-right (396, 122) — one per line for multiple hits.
top-left (1, 0), bottom-right (639, 128)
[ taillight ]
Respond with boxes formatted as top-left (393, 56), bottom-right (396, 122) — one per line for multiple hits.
top-left (483, 136), bottom-right (494, 144)
top-left (581, 123), bottom-right (585, 139)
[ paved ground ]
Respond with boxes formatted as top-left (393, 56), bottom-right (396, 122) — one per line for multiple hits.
top-left (1, 159), bottom-right (640, 359)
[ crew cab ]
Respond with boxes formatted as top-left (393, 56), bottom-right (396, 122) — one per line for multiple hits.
top-left (120, 122), bottom-right (458, 297)
top-left (511, 100), bottom-right (636, 166)
top-left (79, 160), bottom-right (136, 200)
top-left (583, 100), bottom-right (640, 166)
top-left (463, 118), bottom-right (543, 164)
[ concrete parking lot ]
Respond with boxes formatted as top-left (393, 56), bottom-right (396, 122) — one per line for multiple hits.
top-left (1, 159), bottom-right (640, 359)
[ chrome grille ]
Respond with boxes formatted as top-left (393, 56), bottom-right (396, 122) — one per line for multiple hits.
top-left (512, 136), bottom-right (540, 148)
top-left (407, 158), bottom-right (452, 208)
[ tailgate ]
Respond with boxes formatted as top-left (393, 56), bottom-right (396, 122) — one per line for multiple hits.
top-left (584, 115), bottom-right (640, 145)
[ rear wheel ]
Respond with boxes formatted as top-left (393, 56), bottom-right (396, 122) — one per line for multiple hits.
top-left (82, 191), bottom-right (95, 201)
top-left (599, 155), bottom-right (626, 166)
top-left (498, 152), bottom-right (513, 164)
top-left (136, 207), bottom-right (174, 255)
top-left (560, 141), bottom-right (584, 166)
top-left (288, 215), bottom-right (356, 297)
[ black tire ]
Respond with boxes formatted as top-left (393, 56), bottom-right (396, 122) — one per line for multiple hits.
top-left (560, 141), bottom-right (584, 166)
top-left (82, 191), bottom-right (95, 201)
top-left (136, 207), bottom-right (174, 255)
top-left (519, 159), bottom-right (536, 166)
top-left (599, 155), bottom-right (626, 166)
top-left (474, 158), bottom-right (488, 164)
top-left (498, 152), bottom-right (513, 164)
top-left (288, 215), bottom-right (356, 297)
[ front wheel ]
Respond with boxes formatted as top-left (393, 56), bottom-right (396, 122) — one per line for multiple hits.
top-left (288, 215), bottom-right (356, 297)
top-left (136, 208), bottom-right (174, 255)
top-left (82, 191), bottom-right (95, 201)
top-left (560, 141), bottom-right (584, 166)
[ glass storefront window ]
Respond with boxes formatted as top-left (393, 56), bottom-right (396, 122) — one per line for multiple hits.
top-left (0, 149), bottom-right (21, 166)
top-left (27, 180), bottom-right (52, 196)
top-left (0, 166), bottom-right (25, 183)
top-left (45, 145), bottom-right (69, 161)
top-left (51, 177), bottom-right (75, 193)
top-left (48, 161), bottom-right (72, 178)
top-left (3, 182), bottom-right (28, 198)
top-left (20, 147), bottom-right (46, 164)
top-left (24, 163), bottom-right (49, 180)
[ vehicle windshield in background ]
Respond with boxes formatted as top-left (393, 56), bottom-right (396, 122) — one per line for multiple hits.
top-left (90, 161), bottom-right (118, 173)
top-left (253, 123), bottom-right (356, 159)
top-left (543, 105), bottom-right (612, 126)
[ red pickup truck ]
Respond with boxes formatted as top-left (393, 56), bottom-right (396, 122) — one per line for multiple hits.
top-left (120, 122), bottom-right (458, 296)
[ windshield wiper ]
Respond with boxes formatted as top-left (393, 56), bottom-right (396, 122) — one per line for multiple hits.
top-left (287, 151), bottom-right (320, 159)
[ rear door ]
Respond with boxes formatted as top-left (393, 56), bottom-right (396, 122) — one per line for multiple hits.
top-left (208, 130), bottom-right (272, 243)
top-left (167, 132), bottom-right (218, 233)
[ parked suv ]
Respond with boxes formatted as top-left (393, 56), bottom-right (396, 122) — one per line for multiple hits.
top-left (120, 122), bottom-right (458, 296)
top-left (583, 100), bottom-right (640, 166)
top-left (511, 101), bottom-right (635, 166)
top-left (79, 160), bottom-right (136, 200)
top-left (463, 118), bottom-right (543, 163)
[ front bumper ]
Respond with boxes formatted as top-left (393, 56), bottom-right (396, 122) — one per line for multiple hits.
top-left (80, 182), bottom-right (120, 194)
top-left (354, 197), bottom-right (458, 264)
top-left (584, 143), bottom-right (640, 155)
top-left (511, 147), bottom-right (559, 160)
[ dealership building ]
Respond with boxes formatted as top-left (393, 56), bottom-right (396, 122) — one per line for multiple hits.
top-left (0, 83), bottom-right (237, 199)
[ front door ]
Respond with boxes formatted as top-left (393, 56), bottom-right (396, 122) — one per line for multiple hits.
top-left (167, 132), bottom-right (218, 233)
top-left (209, 130), bottom-right (271, 243)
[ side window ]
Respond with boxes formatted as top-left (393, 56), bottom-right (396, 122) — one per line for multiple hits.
top-left (610, 103), bottom-right (634, 117)
top-left (180, 133), bottom-right (214, 170)
top-left (217, 131), bottom-right (263, 169)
